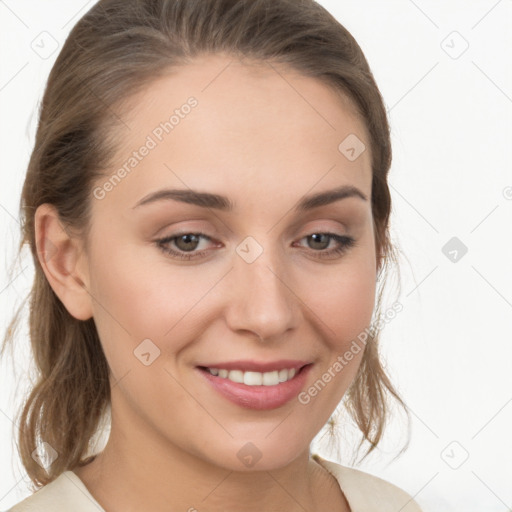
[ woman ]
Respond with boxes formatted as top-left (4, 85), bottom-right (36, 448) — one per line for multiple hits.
top-left (4, 0), bottom-right (422, 510)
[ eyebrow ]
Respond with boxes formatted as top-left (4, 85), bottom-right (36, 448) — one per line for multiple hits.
top-left (132, 184), bottom-right (367, 212)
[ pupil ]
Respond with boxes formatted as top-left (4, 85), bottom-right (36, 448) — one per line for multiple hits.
top-left (309, 233), bottom-right (329, 250)
top-left (177, 234), bottom-right (199, 251)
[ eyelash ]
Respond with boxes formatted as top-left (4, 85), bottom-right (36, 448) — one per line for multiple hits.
top-left (155, 232), bottom-right (356, 261)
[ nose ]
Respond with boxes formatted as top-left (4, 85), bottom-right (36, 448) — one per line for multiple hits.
top-left (224, 243), bottom-right (302, 342)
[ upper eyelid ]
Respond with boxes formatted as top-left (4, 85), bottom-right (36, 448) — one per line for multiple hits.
top-left (150, 209), bottom-right (361, 239)
top-left (157, 220), bottom-right (353, 239)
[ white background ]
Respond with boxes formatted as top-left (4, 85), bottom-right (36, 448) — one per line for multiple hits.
top-left (1, 1), bottom-right (511, 511)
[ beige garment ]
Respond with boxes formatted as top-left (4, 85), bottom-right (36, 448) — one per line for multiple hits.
top-left (8, 454), bottom-right (423, 511)
top-left (312, 454), bottom-right (423, 511)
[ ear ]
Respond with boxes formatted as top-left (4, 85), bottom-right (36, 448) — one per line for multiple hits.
top-left (34, 203), bottom-right (93, 321)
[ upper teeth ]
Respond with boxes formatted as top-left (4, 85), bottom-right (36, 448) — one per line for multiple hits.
top-left (208, 367), bottom-right (297, 386)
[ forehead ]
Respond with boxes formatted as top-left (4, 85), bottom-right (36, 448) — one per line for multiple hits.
top-left (97, 54), bottom-right (372, 212)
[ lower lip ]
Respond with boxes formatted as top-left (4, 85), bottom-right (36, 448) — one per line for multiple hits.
top-left (196, 365), bottom-right (312, 410)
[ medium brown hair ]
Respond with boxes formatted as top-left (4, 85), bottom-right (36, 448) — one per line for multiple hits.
top-left (2, 0), bottom-right (409, 489)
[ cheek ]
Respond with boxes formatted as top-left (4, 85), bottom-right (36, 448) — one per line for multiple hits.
top-left (85, 240), bottom-right (164, 368)
top-left (85, 245), bottom-right (226, 446)
top-left (332, 266), bottom-right (375, 343)
top-left (87, 242), bottom-right (215, 362)
top-left (305, 254), bottom-right (377, 351)
top-left (294, 257), bottom-right (376, 425)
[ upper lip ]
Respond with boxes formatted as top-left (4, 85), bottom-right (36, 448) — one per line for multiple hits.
top-left (197, 360), bottom-right (311, 372)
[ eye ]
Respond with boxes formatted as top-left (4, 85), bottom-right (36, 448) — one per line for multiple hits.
top-left (155, 232), bottom-right (356, 261)
top-left (156, 232), bottom-right (215, 260)
top-left (294, 233), bottom-right (356, 259)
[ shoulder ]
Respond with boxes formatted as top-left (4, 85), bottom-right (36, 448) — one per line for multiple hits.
top-left (8, 471), bottom-right (104, 512)
top-left (312, 453), bottom-right (424, 512)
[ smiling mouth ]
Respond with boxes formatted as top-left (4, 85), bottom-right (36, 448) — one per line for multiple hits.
top-left (196, 363), bottom-right (313, 410)
top-left (197, 364), bottom-right (310, 386)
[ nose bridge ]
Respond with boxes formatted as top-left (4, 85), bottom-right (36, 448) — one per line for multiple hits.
top-left (226, 236), bottom-right (300, 340)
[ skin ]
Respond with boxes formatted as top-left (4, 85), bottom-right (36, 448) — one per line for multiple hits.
top-left (35, 53), bottom-right (377, 512)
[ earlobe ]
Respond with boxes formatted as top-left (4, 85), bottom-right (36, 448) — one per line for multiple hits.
top-left (34, 203), bottom-right (93, 321)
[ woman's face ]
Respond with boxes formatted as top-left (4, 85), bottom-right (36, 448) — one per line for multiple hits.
top-left (82, 54), bottom-right (377, 471)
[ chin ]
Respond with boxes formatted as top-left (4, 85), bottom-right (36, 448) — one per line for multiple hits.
top-left (203, 436), bottom-right (309, 473)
